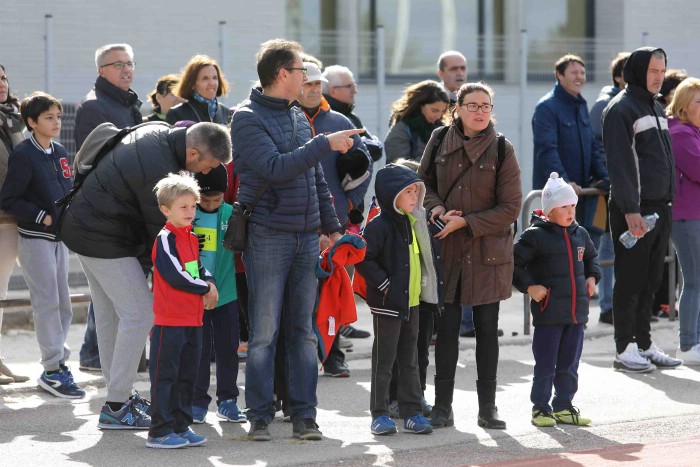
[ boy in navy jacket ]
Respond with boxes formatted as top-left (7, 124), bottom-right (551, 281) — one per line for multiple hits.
top-left (513, 172), bottom-right (600, 427)
top-left (356, 164), bottom-right (441, 436)
top-left (0, 92), bottom-right (84, 399)
top-left (146, 172), bottom-right (218, 449)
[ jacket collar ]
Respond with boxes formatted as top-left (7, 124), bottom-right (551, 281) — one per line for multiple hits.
top-left (530, 209), bottom-right (580, 233)
top-left (441, 121), bottom-right (496, 165)
top-left (165, 221), bottom-right (193, 236)
top-left (553, 82), bottom-right (586, 106)
top-left (250, 86), bottom-right (300, 110)
top-left (627, 83), bottom-right (659, 105)
top-left (323, 94), bottom-right (353, 116)
top-left (302, 96), bottom-right (331, 123)
top-left (94, 76), bottom-right (141, 108)
top-left (168, 127), bottom-right (188, 169)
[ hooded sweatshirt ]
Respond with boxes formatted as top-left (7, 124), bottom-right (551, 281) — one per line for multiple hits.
top-left (601, 47), bottom-right (675, 213)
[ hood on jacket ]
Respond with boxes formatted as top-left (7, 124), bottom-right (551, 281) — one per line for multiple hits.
top-left (623, 47), bottom-right (667, 92)
top-left (375, 164), bottom-right (425, 218)
top-left (596, 85), bottom-right (623, 101)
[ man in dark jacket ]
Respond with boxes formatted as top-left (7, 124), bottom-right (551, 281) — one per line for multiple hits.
top-left (589, 52), bottom-right (630, 325)
top-left (602, 46), bottom-right (682, 373)
top-left (231, 39), bottom-right (362, 442)
top-left (532, 54), bottom-right (609, 244)
top-left (60, 122), bottom-right (231, 430)
top-left (74, 43), bottom-right (143, 371)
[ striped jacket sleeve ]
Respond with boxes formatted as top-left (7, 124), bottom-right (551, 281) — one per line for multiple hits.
top-left (154, 230), bottom-right (211, 295)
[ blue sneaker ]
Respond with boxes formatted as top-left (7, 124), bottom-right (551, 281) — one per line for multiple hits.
top-left (177, 429), bottom-right (207, 446)
top-left (37, 370), bottom-right (85, 399)
top-left (98, 399), bottom-right (150, 430)
top-left (404, 415), bottom-right (433, 434)
top-left (216, 399), bottom-right (247, 422)
top-left (130, 389), bottom-right (150, 414)
top-left (192, 405), bottom-right (207, 424)
top-left (371, 415), bottom-right (397, 435)
top-left (146, 432), bottom-right (188, 449)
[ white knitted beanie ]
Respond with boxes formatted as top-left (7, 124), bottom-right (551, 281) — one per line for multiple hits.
top-left (541, 172), bottom-right (578, 216)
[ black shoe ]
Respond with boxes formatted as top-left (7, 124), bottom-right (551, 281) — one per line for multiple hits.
top-left (429, 408), bottom-right (454, 428)
top-left (293, 418), bottom-right (323, 440)
top-left (599, 311), bottom-right (613, 324)
top-left (478, 406), bottom-right (507, 429)
top-left (248, 420), bottom-right (271, 441)
top-left (323, 360), bottom-right (350, 377)
top-left (460, 329), bottom-right (476, 338)
top-left (339, 325), bottom-right (371, 339)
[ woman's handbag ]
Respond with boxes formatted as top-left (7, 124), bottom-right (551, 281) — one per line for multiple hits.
top-left (222, 110), bottom-right (298, 253)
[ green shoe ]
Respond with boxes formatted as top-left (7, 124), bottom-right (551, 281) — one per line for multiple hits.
top-left (552, 407), bottom-right (591, 426)
top-left (531, 409), bottom-right (556, 427)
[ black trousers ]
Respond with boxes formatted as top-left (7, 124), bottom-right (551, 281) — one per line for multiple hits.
top-left (390, 303), bottom-right (434, 399)
top-left (193, 301), bottom-right (240, 409)
top-left (370, 311), bottom-right (423, 419)
top-left (149, 325), bottom-right (202, 437)
top-left (434, 302), bottom-right (500, 382)
top-left (609, 201), bottom-right (671, 354)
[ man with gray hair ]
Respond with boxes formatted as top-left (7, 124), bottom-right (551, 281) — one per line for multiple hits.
top-left (74, 43), bottom-right (143, 373)
top-left (60, 122), bottom-right (232, 431)
top-left (323, 65), bottom-right (382, 163)
top-left (437, 50), bottom-right (467, 104)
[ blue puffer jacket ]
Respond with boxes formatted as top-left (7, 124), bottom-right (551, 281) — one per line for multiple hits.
top-left (532, 82), bottom-right (608, 190)
top-left (231, 87), bottom-right (341, 234)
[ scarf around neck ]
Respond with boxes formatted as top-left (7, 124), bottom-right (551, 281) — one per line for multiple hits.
top-left (404, 112), bottom-right (442, 145)
top-left (192, 91), bottom-right (218, 120)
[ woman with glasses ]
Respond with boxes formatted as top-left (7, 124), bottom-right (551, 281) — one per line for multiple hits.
top-left (418, 82), bottom-right (521, 429)
top-left (167, 55), bottom-right (231, 126)
top-left (0, 64), bottom-right (29, 384)
top-left (146, 74), bottom-right (186, 122)
top-left (384, 80), bottom-right (450, 164)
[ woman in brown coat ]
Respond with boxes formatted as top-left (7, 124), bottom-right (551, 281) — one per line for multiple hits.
top-left (418, 82), bottom-right (521, 429)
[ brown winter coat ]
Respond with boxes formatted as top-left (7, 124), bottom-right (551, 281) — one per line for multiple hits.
top-left (0, 106), bottom-right (24, 225)
top-left (418, 122), bottom-right (521, 306)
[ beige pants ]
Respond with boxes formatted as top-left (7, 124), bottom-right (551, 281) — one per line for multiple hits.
top-left (0, 223), bottom-right (19, 352)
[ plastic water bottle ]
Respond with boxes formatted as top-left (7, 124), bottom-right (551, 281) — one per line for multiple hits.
top-left (619, 213), bottom-right (659, 249)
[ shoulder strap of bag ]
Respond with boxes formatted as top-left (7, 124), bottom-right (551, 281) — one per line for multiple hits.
top-left (424, 125), bottom-right (450, 176)
top-left (243, 109), bottom-right (298, 217)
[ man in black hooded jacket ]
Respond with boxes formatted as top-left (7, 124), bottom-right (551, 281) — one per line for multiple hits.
top-left (602, 46), bottom-right (682, 373)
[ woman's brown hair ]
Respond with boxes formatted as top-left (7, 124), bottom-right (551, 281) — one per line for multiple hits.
top-left (389, 80), bottom-right (450, 125)
top-left (175, 55), bottom-right (229, 99)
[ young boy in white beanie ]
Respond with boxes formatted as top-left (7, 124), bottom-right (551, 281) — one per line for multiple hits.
top-left (513, 172), bottom-right (600, 427)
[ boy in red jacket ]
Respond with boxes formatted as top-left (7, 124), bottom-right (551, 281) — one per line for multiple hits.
top-left (147, 172), bottom-right (218, 449)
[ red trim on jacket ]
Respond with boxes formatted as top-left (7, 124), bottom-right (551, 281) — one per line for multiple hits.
top-left (562, 229), bottom-right (578, 324)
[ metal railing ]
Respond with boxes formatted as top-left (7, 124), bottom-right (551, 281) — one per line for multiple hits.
top-left (0, 293), bottom-right (91, 308)
top-left (519, 188), bottom-right (677, 335)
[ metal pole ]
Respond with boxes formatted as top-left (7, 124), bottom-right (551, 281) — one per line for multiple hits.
top-left (518, 5), bottom-right (528, 180)
top-left (44, 14), bottom-right (53, 94)
top-left (641, 31), bottom-right (649, 46)
top-left (219, 21), bottom-right (227, 88)
top-left (376, 25), bottom-right (386, 141)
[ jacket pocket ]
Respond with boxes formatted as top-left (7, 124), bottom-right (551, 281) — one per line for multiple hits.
top-left (476, 160), bottom-right (496, 188)
top-left (540, 287), bottom-right (551, 312)
top-left (481, 234), bottom-right (514, 266)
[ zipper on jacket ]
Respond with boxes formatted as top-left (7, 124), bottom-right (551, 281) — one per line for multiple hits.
top-left (562, 229), bottom-right (578, 324)
top-left (651, 105), bottom-right (675, 202)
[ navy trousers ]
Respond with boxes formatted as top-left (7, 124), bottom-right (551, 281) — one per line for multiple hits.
top-left (148, 325), bottom-right (202, 438)
top-left (530, 323), bottom-right (584, 412)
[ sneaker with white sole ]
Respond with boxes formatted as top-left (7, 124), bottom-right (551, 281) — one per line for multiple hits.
top-left (177, 429), bottom-right (207, 446)
top-left (613, 342), bottom-right (656, 373)
top-left (146, 432), bottom-right (188, 449)
top-left (37, 370), bottom-right (85, 399)
top-left (98, 399), bottom-right (151, 430)
top-left (640, 342), bottom-right (683, 369)
top-left (676, 344), bottom-right (700, 366)
top-left (217, 399), bottom-right (247, 422)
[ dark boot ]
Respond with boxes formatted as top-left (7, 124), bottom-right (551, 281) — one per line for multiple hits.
top-left (430, 378), bottom-right (455, 428)
top-left (476, 379), bottom-right (506, 429)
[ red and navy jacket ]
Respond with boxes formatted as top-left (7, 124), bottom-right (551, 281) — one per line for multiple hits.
top-left (0, 135), bottom-right (72, 241)
top-left (513, 210), bottom-right (600, 326)
top-left (152, 221), bottom-right (214, 326)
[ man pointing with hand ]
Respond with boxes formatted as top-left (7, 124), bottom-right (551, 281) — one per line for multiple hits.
top-left (231, 38), bottom-right (363, 442)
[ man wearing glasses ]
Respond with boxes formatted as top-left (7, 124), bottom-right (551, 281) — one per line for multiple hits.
top-left (231, 39), bottom-right (363, 442)
top-left (73, 44), bottom-right (144, 376)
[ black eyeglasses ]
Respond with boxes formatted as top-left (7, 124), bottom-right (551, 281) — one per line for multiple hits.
top-left (460, 103), bottom-right (493, 113)
top-left (284, 67), bottom-right (308, 77)
top-left (101, 61), bottom-right (135, 70)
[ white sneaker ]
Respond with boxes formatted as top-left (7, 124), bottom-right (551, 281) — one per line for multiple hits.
top-left (640, 342), bottom-right (682, 369)
top-left (613, 342), bottom-right (656, 373)
top-left (676, 344), bottom-right (700, 366)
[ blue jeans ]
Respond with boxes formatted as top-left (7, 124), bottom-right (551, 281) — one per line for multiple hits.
top-left (242, 223), bottom-right (319, 424)
top-left (460, 306), bottom-right (474, 334)
top-left (672, 220), bottom-right (700, 349)
top-left (79, 303), bottom-right (101, 366)
top-left (597, 232), bottom-right (615, 313)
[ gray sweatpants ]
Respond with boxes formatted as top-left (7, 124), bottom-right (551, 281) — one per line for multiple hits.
top-left (18, 236), bottom-right (72, 371)
top-left (78, 255), bottom-right (153, 402)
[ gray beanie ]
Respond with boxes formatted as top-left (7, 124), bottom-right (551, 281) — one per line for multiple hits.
top-left (542, 172), bottom-right (578, 216)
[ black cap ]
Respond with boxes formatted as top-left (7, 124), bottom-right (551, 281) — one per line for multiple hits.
top-left (194, 164), bottom-right (228, 194)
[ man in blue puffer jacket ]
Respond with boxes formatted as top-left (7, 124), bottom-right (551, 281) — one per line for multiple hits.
top-left (230, 39), bottom-right (363, 442)
top-left (532, 54), bottom-right (609, 243)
